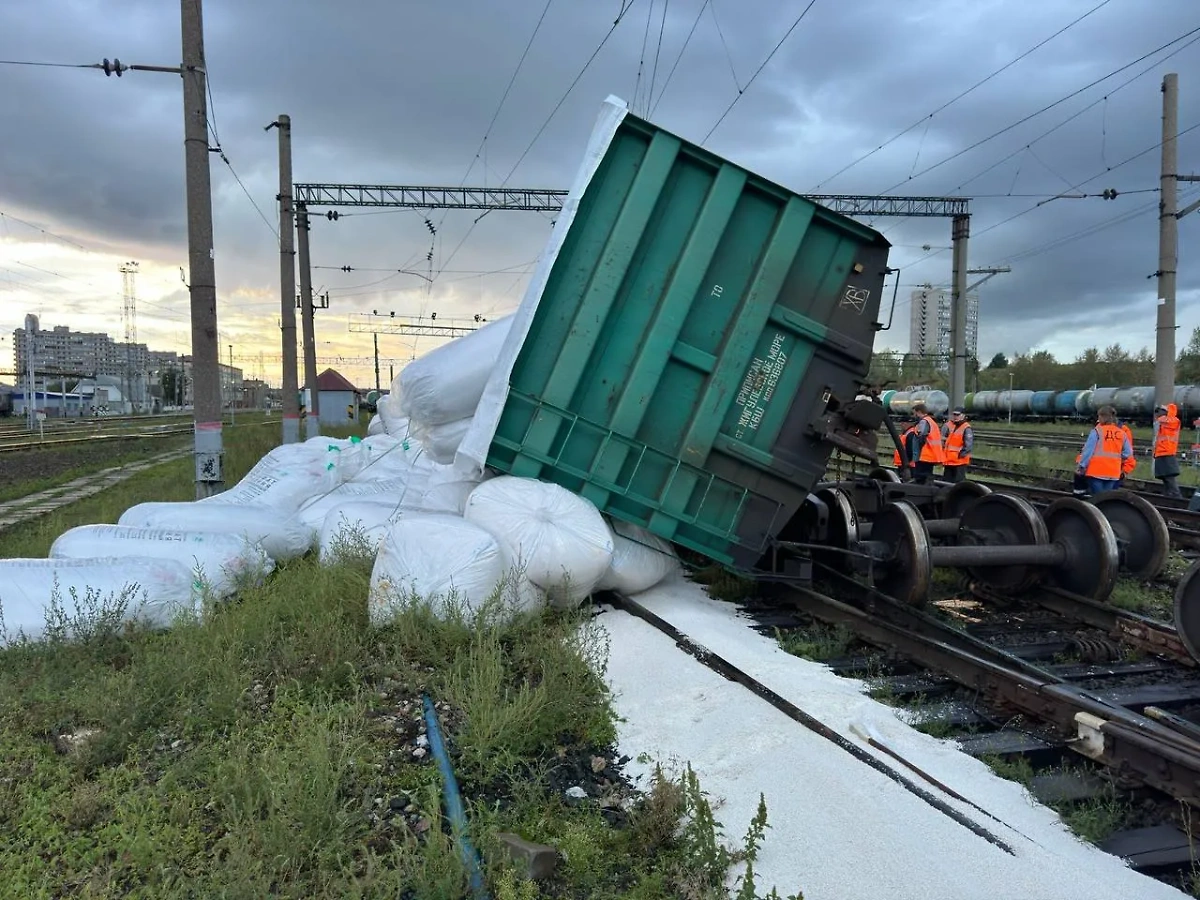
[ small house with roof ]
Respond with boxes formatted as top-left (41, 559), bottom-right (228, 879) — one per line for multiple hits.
top-left (305, 368), bottom-right (361, 426)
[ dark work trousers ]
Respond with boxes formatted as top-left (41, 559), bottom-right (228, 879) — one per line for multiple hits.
top-left (942, 465), bottom-right (967, 484)
top-left (913, 461), bottom-right (937, 484)
top-left (1161, 475), bottom-right (1183, 499)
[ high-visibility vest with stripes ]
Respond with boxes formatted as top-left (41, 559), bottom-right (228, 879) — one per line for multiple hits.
top-left (917, 414), bottom-right (946, 464)
top-left (1084, 424), bottom-right (1127, 480)
top-left (943, 421), bottom-right (971, 466)
top-left (893, 425), bottom-right (916, 468)
top-left (1120, 424), bottom-right (1136, 474)
top-left (1155, 414), bottom-right (1181, 458)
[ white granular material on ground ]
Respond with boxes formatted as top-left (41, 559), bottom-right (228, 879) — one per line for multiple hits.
top-left (598, 577), bottom-right (1188, 900)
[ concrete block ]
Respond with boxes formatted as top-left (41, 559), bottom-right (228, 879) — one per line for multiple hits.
top-left (495, 832), bottom-right (558, 881)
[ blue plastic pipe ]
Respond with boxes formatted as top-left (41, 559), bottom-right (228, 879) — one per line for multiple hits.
top-left (422, 694), bottom-right (488, 898)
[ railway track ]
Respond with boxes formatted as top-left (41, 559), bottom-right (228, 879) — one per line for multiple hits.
top-left (748, 469), bottom-right (1200, 884)
top-left (0, 419), bottom-right (277, 453)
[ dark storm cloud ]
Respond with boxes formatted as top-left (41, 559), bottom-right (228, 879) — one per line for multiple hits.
top-left (1, 0), bottom-right (1198, 364)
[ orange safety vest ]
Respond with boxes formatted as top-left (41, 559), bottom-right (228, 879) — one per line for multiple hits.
top-left (943, 420), bottom-right (971, 466)
top-left (892, 425), bottom-right (916, 468)
top-left (1155, 408), bottom-right (1181, 458)
top-left (1084, 424), bottom-right (1127, 480)
top-left (917, 414), bottom-right (946, 464)
top-left (1120, 424), bottom-right (1136, 475)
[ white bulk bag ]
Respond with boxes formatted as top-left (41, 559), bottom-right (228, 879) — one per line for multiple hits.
top-left (0, 557), bottom-right (198, 646)
top-left (296, 478), bottom-right (407, 531)
top-left (349, 434), bottom-right (433, 483)
top-left (317, 500), bottom-right (401, 565)
top-left (396, 315), bottom-right (513, 426)
top-left (409, 416), bottom-right (472, 465)
top-left (202, 443), bottom-right (335, 513)
top-left (414, 464), bottom-right (490, 515)
top-left (464, 476), bottom-right (614, 606)
top-left (596, 518), bottom-right (679, 594)
top-left (368, 513), bottom-right (519, 622)
top-left (367, 413), bottom-right (384, 436)
top-left (49, 525), bottom-right (273, 599)
top-left (119, 501), bottom-right (315, 561)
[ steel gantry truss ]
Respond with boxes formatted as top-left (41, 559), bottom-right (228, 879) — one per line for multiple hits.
top-left (295, 183), bottom-right (976, 406)
top-left (347, 314), bottom-right (480, 339)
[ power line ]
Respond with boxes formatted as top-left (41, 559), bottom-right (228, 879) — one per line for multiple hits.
top-left (894, 120), bottom-right (1200, 271)
top-left (649, 0), bottom-right (709, 116)
top-left (876, 24), bottom-right (1200, 196)
top-left (214, 150), bottom-right (279, 241)
top-left (0, 210), bottom-right (92, 252)
top-left (436, 1), bottom-right (640, 281)
top-left (500, 1), bottom-right (640, 187)
top-left (0, 59), bottom-right (99, 69)
top-left (810, 0), bottom-right (1115, 190)
top-left (700, 0), bottom-right (819, 145)
top-left (948, 29), bottom-right (1200, 198)
top-left (646, 0), bottom-right (670, 115)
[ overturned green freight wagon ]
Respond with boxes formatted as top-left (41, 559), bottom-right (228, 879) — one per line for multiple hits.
top-left (458, 97), bottom-right (891, 568)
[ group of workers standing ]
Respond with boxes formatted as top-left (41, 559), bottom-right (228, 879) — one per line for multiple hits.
top-left (1074, 402), bottom-right (1182, 497)
top-left (889, 400), bottom-right (1184, 499)
top-left (891, 402), bottom-right (973, 485)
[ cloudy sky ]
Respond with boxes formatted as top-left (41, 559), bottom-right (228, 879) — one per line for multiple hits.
top-left (1, 0), bottom-right (1197, 388)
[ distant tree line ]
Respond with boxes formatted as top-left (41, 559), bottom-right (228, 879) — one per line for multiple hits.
top-left (868, 327), bottom-right (1200, 392)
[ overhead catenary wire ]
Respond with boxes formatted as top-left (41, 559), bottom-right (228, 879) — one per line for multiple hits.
top-left (700, 0), bottom-right (819, 145)
top-left (893, 120), bottom-right (1200, 272)
top-left (434, 1), bottom-right (641, 283)
top-left (649, 0), bottom-right (710, 116)
top-left (875, 24), bottom-right (1200, 196)
top-left (809, 0), bottom-right (1116, 191)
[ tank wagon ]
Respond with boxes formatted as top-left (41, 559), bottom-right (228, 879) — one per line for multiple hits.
top-left (469, 98), bottom-right (892, 569)
top-left (881, 384), bottom-right (1200, 423)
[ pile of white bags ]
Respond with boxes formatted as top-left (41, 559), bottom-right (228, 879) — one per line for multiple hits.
top-left (464, 476), bottom-right (614, 607)
top-left (367, 413), bottom-right (384, 436)
top-left (0, 557), bottom-right (199, 646)
top-left (409, 417), bottom-right (474, 466)
top-left (49, 525), bottom-right (273, 599)
top-left (119, 502), bottom-right (315, 562)
top-left (596, 518), bottom-right (680, 594)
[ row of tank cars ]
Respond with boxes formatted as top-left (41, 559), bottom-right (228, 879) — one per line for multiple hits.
top-left (882, 386), bottom-right (1200, 423)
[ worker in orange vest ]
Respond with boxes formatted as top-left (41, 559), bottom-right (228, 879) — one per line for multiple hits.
top-left (941, 407), bottom-right (973, 484)
top-left (1076, 405), bottom-right (1132, 495)
top-left (909, 402), bottom-right (946, 485)
top-left (892, 424), bottom-right (916, 480)
top-left (1153, 402), bottom-right (1183, 497)
top-left (1117, 419), bottom-right (1136, 481)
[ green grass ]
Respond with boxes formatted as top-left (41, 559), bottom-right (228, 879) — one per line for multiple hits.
top-left (981, 756), bottom-right (1133, 846)
top-left (776, 624), bottom-right (854, 662)
top-left (1106, 577), bottom-right (1173, 621)
top-left (0, 422), bottom-right (806, 899)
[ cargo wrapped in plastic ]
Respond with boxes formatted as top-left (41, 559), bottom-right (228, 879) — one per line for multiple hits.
top-left (49, 524), bottom-right (273, 599)
top-left (596, 518), bottom-right (680, 594)
top-left (395, 315), bottom-right (513, 426)
top-left (464, 476), bottom-right (613, 606)
top-left (417, 464), bottom-right (490, 515)
top-left (410, 416), bottom-right (472, 465)
top-left (200, 443), bottom-right (336, 513)
top-left (118, 501), bottom-right (315, 561)
top-left (368, 513), bottom-right (523, 622)
top-left (377, 394), bottom-right (409, 438)
top-left (317, 500), bottom-right (400, 565)
top-left (295, 478), bottom-right (408, 531)
top-left (367, 413), bottom-right (384, 436)
top-left (348, 434), bottom-right (433, 484)
top-left (0, 556), bottom-right (199, 646)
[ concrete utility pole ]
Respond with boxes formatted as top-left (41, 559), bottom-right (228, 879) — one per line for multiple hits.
top-left (181, 0), bottom-right (224, 497)
top-left (1155, 73), bottom-right (1182, 407)
top-left (267, 114), bottom-right (301, 443)
top-left (948, 214), bottom-right (970, 410)
top-left (296, 203), bottom-right (320, 437)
